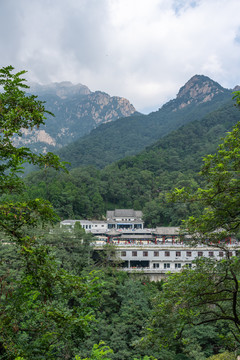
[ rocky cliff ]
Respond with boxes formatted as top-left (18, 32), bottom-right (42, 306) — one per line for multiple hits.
top-left (162, 75), bottom-right (231, 112)
top-left (13, 82), bottom-right (137, 153)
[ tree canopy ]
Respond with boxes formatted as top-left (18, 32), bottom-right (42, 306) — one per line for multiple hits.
top-left (170, 92), bottom-right (240, 244)
top-left (146, 92), bottom-right (240, 353)
top-left (0, 66), bottom-right (101, 359)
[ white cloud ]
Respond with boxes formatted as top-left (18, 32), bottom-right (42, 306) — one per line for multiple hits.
top-left (0, 0), bottom-right (240, 112)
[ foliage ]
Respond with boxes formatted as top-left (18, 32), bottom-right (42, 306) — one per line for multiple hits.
top-left (0, 66), bottom-right (65, 196)
top-left (147, 257), bottom-right (240, 347)
top-left (38, 222), bottom-right (95, 275)
top-left (76, 269), bottom-right (163, 360)
top-left (1, 66), bottom-right (239, 359)
top-left (0, 66), bottom-right (101, 359)
top-left (207, 351), bottom-right (236, 359)
top-left (170, 109), bottom-right (240, 244)
top-left (22, 99), bottom-right (240, 227)
top-left (75, 342), bottom-right (158, 360)
top-left (145, 93), bottom-right (240, 355)
top-left (75, 341), bottom-right (113, 360)
top-left (58, 80), bottom-right (232, 170)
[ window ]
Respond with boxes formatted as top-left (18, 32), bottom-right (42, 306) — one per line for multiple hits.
top-left (165, 251), bottom-right (170, 257)
top-left (185, 263), bottom-right (192, 268)
top-left (143, 251), bottom-right (148, 257)
top-left (132, 251), bottom-right (137, 257)
top-left (198, 251), bottom-right (203, 257)
top-left (219, 251), bottom-right (224, 257)
top-left (186, 251), bottom-right (192, 257)
top-left (153, 263), bottom-right (159, 268)
top-left (229, 252), bottom-right (233, 257)
top-left (175, 263), bottom-right (181, 269)
top-left (176, 251), bottom-right (181, 257)
top-left (154, 251), bottom-right (159, 257)
top-left (121, 251), bottom-right (126, 257)
top-left (164, 263), bottom-right (170, 269)
top-left (89, 225), bottom-right (91, 229)
top-left (209, 251), bottom-right (214, 257)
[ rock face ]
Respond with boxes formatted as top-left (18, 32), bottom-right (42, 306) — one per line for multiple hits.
top-left (14, 82), bottom-right (137, 153)
top-left (164, 75), bottom-right (231, 112)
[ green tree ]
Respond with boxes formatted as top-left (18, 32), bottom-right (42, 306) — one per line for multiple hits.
top-left (147, 93), bottom-right (240, 352)
top-left (0, 66), bottom-right (100, 359)
top-left (147, 258), bottom-right (239, 351)
top-left (170, 111), bottom-right (240, 244)
top-left (41, 222), bottom-right (95, 275)
top-left (75, 341), bottom-right (113, 360)
top-left (207, 351), bottom-right (236, 359)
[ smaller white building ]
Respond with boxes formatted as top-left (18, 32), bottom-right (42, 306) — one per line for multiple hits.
top-left (60, 219), bottom-right (108, 233)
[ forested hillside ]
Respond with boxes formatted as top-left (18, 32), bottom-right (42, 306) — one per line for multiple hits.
top-left (24, 99), bottom-right (240, 225)
top-left (58, 75), bottom-right (232, 169)
top-left (1, 66), bottom-right (239, 360)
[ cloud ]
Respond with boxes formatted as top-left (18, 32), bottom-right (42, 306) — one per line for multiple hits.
top-left (0, 0), bottom-right (24, 68)
top-left (1, 0), bottom-right (240, 112)
top-left (172, 0), bottom-right (200, 15)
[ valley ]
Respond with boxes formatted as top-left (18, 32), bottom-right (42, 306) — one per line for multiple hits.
top-left (1, 67), bottom-right (240, 360)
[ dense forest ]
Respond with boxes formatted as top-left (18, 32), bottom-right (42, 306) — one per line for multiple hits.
top-left (22, 100), bottom-right (240, 226)
top-left (0, 67), bottom-right (240, 360)
top-left (57, 75), bottom-right (232, 169)
top-left (2, 224), bottom-right (238, 360)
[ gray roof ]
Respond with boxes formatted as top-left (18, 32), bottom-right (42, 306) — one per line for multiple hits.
top-left (120, 234), bottom-right (154, 239)
top-left (60, 220), bottom-right (80, 225)
top-left (154, 227), bottom-right (180, 235)
top-left (107, 229), bottom-right (121, 236)
top-left (107, 209), bottom-right (143, 219)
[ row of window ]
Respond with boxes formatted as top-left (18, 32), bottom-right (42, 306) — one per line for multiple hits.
top-left (121, 251), bottom-right (232, 257)
top-left (82, 224), bottom-right (106, 229)
top-left (153, 263), bottom-right (192, 269)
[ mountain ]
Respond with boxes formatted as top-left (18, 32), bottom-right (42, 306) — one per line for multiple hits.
top-left (58, 75), bottom-right (233, 168)
top-left (163, 74), bottom-right (229, 110)
top-left (13, 82), bottom-right (137, 153)
top-left (25, 97), bottom-right (240, 224)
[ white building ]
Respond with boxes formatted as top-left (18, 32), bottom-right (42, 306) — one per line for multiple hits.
top-left (106, 209), bottom-right (144, 230)
top-left (60, 219), bottom-right (108, 233)
top-left (60, 210), bottom-right (239, 278)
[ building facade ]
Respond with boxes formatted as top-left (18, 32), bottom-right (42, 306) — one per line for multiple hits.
top-left (60, 209), bottom-right (239, 277)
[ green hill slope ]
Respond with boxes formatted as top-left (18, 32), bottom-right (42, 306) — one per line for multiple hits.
top-left (57, 75), bottom-right (232, 169)
top-left (25, 99), bottom-right (240, 226)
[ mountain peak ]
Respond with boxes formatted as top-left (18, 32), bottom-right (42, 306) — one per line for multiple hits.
top-left (233, 85), bottom-right (240, 91)
top-left (30, 81), bottom-right (91, 99)
top-left (175, 75), bottom-right (226, 109)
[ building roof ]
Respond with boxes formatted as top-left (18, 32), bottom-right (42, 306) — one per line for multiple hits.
top-left (155, 227), bottom-right (180, 235)
top-left (60, 220), bottom-right (80, 225)
top-left (120, 234), bottom-right (154, 239)
top-left (107, 229), bottom-right (120, 236)
top-left (107, 209), bottom-right (143, 219)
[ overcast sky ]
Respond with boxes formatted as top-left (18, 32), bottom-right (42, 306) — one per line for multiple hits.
top-left (1, 0), bottom-right (240, 113)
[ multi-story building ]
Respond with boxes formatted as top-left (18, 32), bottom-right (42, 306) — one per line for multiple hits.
top-left (60, 209), bottom-right (239, 279)
top-left (106, 209), bottom-right (144, 230)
